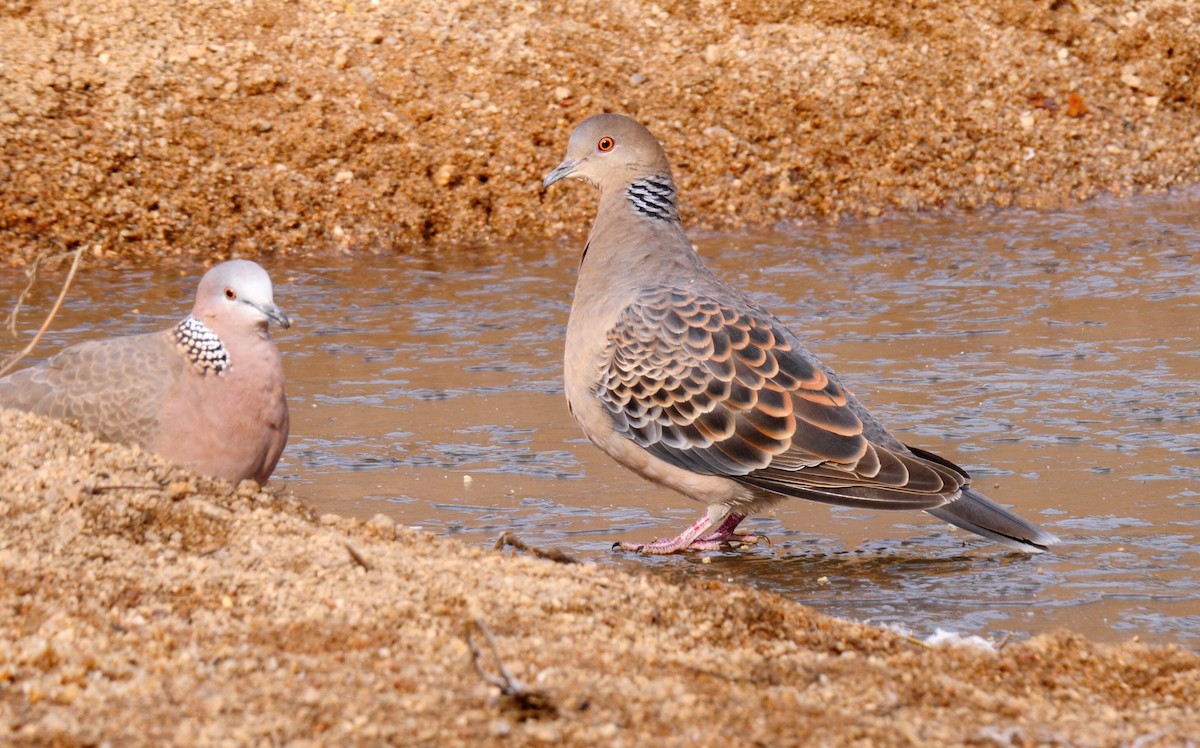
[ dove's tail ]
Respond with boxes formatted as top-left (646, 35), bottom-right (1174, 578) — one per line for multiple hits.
top-left (926, 487), bottom-right (1059, 554)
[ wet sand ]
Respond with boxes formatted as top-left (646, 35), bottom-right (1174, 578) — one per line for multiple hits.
top-left (4, 0), bottom-right (1200, 744)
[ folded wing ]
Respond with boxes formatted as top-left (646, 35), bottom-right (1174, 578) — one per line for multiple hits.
top-left (596, 286), bottom-right (967, 510)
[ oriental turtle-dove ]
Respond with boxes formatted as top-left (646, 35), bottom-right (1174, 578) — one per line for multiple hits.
top-left (543, 113), bottom-right (1059, 554)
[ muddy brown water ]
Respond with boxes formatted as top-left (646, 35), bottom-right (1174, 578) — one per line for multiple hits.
top-left (4, 190), bottom-right (1199, 647)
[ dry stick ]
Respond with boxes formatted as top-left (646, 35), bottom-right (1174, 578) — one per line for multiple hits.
top-left (4, 247), bottom-right (81, 334)
top-left (5, 254), bottom-right (47, 336)
top-left (0, 246), bottom-right (85, 378)
top-left (494, 531), bottom-right (579, 565)
top-left (466, 618), bottom-right (525, 695)
top-left (901, 633), bottom-right (931, 650)
top-left (88, 484), bottom-right (165, 494)
top-left (464, 618), bottom-right (556, 719)
top-left (343, 540), bottom-right (374, 572)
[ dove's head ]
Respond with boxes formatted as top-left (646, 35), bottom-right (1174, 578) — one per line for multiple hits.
top-left (193, 260), bottom-right (291, 335)
top-left (543, 113), bottom-right (674, 193)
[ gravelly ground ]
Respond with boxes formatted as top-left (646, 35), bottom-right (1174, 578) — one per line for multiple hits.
top-left (3, 0), bottom-right (1200, 265)
top-left (2, 407), bottom-right (1199, 746)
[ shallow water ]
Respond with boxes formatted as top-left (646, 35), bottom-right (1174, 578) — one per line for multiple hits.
top-left (3, 190), bottom-right (1199, 647)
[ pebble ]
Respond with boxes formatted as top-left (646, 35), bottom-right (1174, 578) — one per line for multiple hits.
top-left (432, 163), bottom-right (456, 187)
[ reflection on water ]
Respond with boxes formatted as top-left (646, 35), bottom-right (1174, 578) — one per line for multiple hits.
top-left (3, 189), bottom-right (1199, 647)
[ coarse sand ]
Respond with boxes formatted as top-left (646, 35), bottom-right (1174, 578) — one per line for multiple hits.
top-left (2, 0), bottom-right (1200, 265)
top-left (2, 407), bottom-right (1199, 746)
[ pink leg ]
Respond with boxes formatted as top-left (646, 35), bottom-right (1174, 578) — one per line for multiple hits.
top-left (616, 509), bottom-right (761, 554)
top-left (695, 512), bottom-right (758, 546)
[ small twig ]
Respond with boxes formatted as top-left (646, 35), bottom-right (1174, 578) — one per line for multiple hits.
top-left (87, 484), bottom-right (164, 494)
top-left (680, 662), bottom-right (754, 684)
top-left (465, 618), bottom-right (558, 720)
top-left (4, 245), bottom-right (84, 337)
top-left (0, 245), bottom-right (85, 378)
top-left (494, 531), bottom-right (579, 565)
top-left (467, 619), bottom-right (524, 694)
top-left (994, 632), bottom-right (1014, 651)
top-left (5, 253), bottom-right (49, 336)
top-left (344, 540), bottom-right (373, 572)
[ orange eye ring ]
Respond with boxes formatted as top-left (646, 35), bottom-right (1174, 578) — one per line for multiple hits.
top-left (597, 136), bottom-right (615, 152)
top-left (224, 287), bottom-right (237, 300)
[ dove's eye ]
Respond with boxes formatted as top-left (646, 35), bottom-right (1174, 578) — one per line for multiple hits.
top-left (597, 137), bottom-right (615, 152)
top-left (225, 288), bottom-right (237, 300)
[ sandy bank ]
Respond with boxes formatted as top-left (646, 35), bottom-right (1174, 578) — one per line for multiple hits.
top-left (2, 407), bottom-right (1198, 745)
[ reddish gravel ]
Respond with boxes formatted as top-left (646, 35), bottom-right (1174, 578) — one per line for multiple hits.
top-left (2, 0), bottom-right (1199, 266)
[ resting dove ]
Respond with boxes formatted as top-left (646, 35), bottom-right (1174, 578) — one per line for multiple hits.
top-left (543, 113), bottom-right (1059, 554)
top-left (0, 260), bottom-right (291, 485)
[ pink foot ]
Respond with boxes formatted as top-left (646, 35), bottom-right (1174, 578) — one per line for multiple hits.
top-left (616, 511), bottom-right (764, 554)
top-left (692, 532), bottom-right (763, 550)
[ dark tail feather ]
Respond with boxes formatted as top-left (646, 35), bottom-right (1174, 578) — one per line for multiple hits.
top-left (926, 488), bottom-right (1059, 554)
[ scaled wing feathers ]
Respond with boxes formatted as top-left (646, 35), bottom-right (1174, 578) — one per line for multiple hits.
top-left (0, 331), bottom-right (179, 448)
top-left (596, 286), bottom-right (967, 509)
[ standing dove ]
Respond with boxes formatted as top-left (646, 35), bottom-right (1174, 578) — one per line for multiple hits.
top-left (543, 113), bottom-right (1059, 554)
top-left (0, 260), bottom-right (291, 485)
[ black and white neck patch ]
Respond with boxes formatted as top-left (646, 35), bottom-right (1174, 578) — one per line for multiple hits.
top-left (626, 177), bottom-right (679, 222)
top-left (173, 316), bottom-right (230, 375)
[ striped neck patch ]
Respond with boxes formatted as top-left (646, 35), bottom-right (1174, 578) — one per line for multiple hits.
top-left (626, 177), bottom-right (679, 222)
